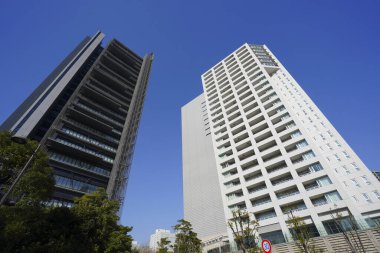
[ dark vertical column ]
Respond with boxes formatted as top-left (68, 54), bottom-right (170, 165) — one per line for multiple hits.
top-left (107, 52), bottom-right (153, 204)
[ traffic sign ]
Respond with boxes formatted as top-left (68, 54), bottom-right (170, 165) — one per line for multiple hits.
top-left (261, 239), bottom-right (272, 253)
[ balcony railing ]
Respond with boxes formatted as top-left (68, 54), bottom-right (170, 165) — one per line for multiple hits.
top-left (54, 175), bottom-right (98, 194)
top-left (272, 177), bottom-right (293, 186)
top-left (49, 152), bottom-right (110, 177)
top-left (313, 201), bottom-right (328, 207)
top-left (227, 194), bottom-right (243, 201)
top-left (76, 103), bottom-right (123, 127)
top-left (305, 184), bottom-right (321, 191)
top-left (61, 128), bottom-right (117, 152)
top-left (54, 138), bottom-right (114, 163)
top-left (277, 190), bottom-right (300, 199)
top-left (252, 198), bottom-right (272, 207)
top-left (268, 166), bottom-right (287, 174)
top-left (256, 212), bottom-right (276, 221)
top-left (249, 185), bottom-right (267, 194)
top-left (225, 182), bottom-right (241, 189)
top-left (245, 174), bottom-right (262, 182)
top-left (283, 206), bottom-right (307, 214)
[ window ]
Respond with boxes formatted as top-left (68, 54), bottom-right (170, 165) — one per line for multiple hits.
top-left (351, 179), bottom-right (360, 187)
top-left (54, 175), bottom-right (98, 193)
top-left (327, 144), bottom-right (333, 150)
top-left (335, 140), bottom-right (341, 147)
top-left (49, 152), bottom-right (110, 176)
top-left (327, 131), bottom-right (333, 137)
top-left (316, 176), bottom-right (332, 187)
top-left (362, 193), bottom-right (372, 203)
top-left (260, 230), bottom-right (286, 245)
top-left (325, 191), bottom-right (342, 203)
top-left (291, 131), bottom-right (302, 138)
top-left (343, 151), bottom-right (350, 159)
top-left (320, 134), bottom-right (326, 140)
top-left (343, 166), bottom-right (351, 174)
top-left (296, 140), bottom-right (308, 149)
top-left (343, 181), bottom-right (348, 187)
top-left (373, 191), bottom-right (380, 200)
top-left (309, 163), bottom-right (323, 172)
top-left (302, 151), bottom-right (315, 160)
top-left (351, 163), bottom-right (360, 171)
top-left (361, 176), bottom-right (371, 185)
top-left (352, 195), bottom-right (359, 202)
top-left (334, 154), bottom-right (341, 162)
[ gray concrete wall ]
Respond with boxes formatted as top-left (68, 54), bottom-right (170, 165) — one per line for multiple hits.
top-left (182, 94), bottom-right (227, 240)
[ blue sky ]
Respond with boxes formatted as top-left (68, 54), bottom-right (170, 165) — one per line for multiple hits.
top-left (1, 0), bottom-right (380, 245)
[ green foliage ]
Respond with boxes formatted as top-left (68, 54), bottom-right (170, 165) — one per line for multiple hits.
top-left (173, 219), bottom-right (202, 253)
top-left (0, 204), bottom-right (86, 252)
top-left (72, 188), bottom-right (133, 253)
top-left (0, 131), bottom-right (54, 205)
top-left (0, 132), bottom-right (134, 252)
top-left (157, 237), bottom-right (172, 253)
top-left (227, 209), bottom-right (260, 253)
top-left (0, 188), bottom-right (134, 252)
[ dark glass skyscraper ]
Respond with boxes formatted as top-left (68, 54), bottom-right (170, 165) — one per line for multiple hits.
top-left (0, 31), bottom-right (153, 207)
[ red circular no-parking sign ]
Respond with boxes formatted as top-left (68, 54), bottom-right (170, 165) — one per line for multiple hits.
top-left (261, 239), bottom-right (272, 253)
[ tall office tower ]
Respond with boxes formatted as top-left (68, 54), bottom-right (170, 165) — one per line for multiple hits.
top-left (182, 94), bottom-right (229, 251)
top-left (199, 43), bottom-right (380, 244)
top-left (0, 31), bottom-right (153, 207)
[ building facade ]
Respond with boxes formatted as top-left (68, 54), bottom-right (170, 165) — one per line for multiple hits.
top-left (0, 31), bottom-right (153, 207)
top-left (372, 171), bottom-right (380, 182)
top-left (149, 229), bottom-right (176, 252)
top-left (194, 43), bottom-right (380, 245)
top-left (182, 94), bottom-right (229, 251)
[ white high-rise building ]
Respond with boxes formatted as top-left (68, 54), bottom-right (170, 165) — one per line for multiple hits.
top-left (149, 229), bottom-right (176, 252)
top-left (194, 43), bottom-right (380, 245)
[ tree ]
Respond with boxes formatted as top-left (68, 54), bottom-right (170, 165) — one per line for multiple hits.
top-left (0, 189), bottom-right (134, 252)
top-left (286, 210), bottom-right (322, 253)
top-left (0, 132), bottom-right (135, 252)
top-left (227, 209), bottom-right (260, 253)
top-left (71, 188), bottom-right (134, 253)
top-left (173, 219), bottom-right (202, 253)
top-left (157, 237), bottom-right (172, 253)
top-left (0, 131), bottom-right (54, 205)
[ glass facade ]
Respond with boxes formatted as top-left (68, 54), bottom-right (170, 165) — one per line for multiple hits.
top-left (260, 230), bottom-right (286, 245)
top-left (54, 175), bottom-right (98, 193)
top-left (49, 151), bottom-right (110, 176)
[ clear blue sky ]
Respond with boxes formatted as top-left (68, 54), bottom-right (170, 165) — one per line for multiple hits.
top-left (0, 0), bottom-right (379, 245)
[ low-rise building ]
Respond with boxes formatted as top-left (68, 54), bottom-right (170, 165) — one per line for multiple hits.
top-left (149, 229), bottom-right (175, 252)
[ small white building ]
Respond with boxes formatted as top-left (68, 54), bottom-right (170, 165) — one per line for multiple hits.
top-left (149, 229), bottom-right (176, 252)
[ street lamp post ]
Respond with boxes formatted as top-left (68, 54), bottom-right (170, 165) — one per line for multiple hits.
top-left (0, 138), bottom-right (42, 205)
